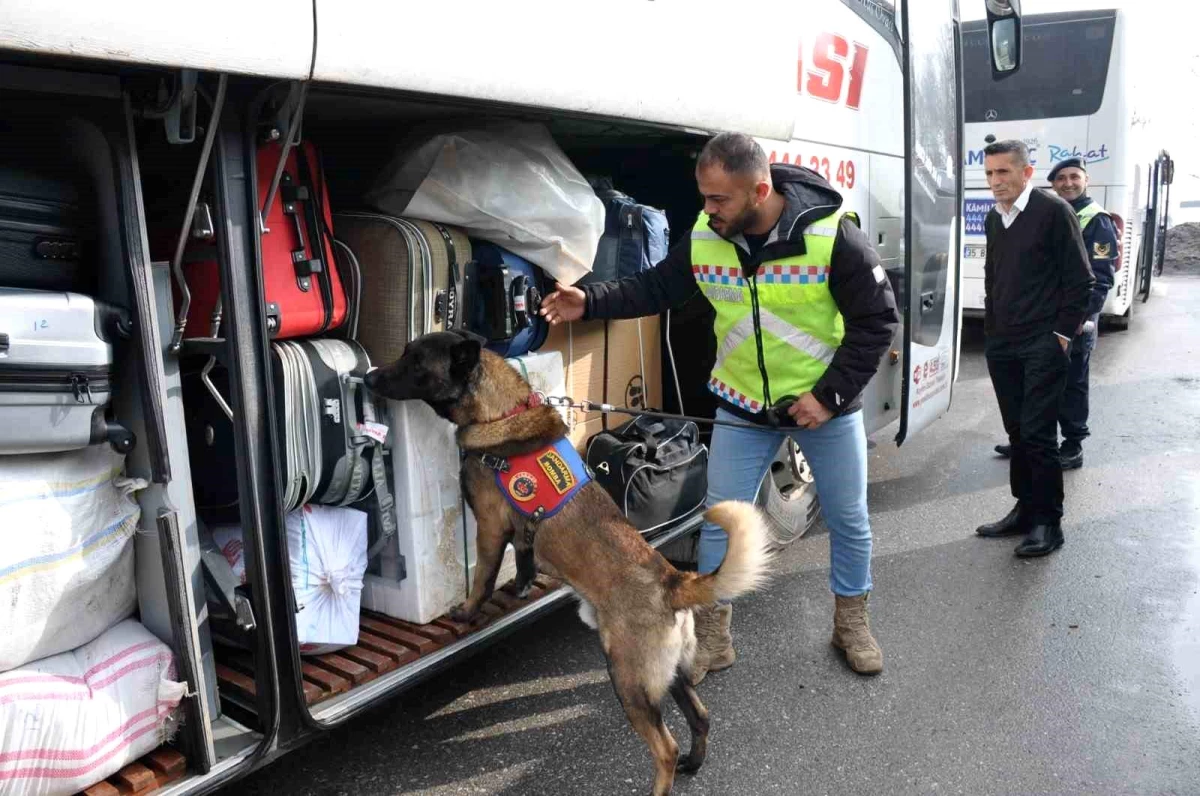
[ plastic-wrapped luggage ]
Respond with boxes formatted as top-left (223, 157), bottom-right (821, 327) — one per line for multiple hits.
top-left (210, 504), bottom-right (368, 655)
top-left (0, 618), bottom-right (187, 796)
top-left (363, 121), bottom-right (604, 286)
top-left (0, 445), bottom-right (144, 673)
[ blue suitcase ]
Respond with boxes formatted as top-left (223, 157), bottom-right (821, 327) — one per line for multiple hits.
top-left (464, 240), bottom-right (549, 357)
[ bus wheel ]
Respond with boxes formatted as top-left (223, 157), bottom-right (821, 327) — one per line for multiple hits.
top-left (757, 439), bottom-right (821, 550)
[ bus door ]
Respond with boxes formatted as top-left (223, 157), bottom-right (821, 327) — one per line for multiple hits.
top-left (895, 0), bottom-right (965, 444)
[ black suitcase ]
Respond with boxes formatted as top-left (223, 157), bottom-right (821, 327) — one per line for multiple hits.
top-left (183, 340), bottom-right (389, 521)
top-left (0, 119), bottom-right (98, 293)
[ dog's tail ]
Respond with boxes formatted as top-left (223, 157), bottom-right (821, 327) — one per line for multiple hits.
top-left (669, 500), bottom-right (773, 610)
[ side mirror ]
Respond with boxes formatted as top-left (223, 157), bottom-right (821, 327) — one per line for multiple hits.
top-left (985, 0), bottom-right (1023, 79)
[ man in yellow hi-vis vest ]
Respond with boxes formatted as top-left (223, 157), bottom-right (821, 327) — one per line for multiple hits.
top-left (541, 133), bottom-right (899, 679)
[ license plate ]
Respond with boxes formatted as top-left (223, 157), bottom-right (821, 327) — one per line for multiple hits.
top-left (963, 244), bottom-right (987, 259)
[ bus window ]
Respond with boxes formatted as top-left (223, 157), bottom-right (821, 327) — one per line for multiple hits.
top-left (962, 12), bottom-right (1116, 122)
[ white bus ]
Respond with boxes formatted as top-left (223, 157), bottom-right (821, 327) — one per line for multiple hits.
top-left (960, 8), bottom-right (1143, 329)
top-left (0, 2), bottom-right (1017, 794)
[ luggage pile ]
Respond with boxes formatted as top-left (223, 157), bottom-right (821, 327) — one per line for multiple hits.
top-left (0, 114), bottom-right (187, 795)
top-left (175, 129), bottom-right (379, 656)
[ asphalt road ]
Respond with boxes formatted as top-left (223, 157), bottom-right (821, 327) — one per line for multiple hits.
top-left (228, 276), bottom-right (1200, 796)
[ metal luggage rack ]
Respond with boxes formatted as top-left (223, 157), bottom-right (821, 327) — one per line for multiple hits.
top-left (212, 511), bottom-right (704, 725)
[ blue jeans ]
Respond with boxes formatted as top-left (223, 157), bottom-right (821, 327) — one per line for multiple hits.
top-left (697, 407), bottom-right (873, 596)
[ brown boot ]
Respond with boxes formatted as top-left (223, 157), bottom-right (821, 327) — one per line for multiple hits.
top-left (689, 602), bottom-right (735, 686)
top-left (831, 593), bottom-right (883, 675)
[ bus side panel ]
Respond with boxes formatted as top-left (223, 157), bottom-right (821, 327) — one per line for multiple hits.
top-left (311, 0), bottom-right (798, 141)
top-left (0, 0), bottom-right (313, 79)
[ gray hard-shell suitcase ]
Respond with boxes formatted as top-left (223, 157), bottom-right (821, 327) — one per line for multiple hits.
top-left (0, 287), bottom-right (135, 455)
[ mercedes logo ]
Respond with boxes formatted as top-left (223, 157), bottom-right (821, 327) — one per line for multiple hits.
top-left (985, 109), bottom-right (999, 121)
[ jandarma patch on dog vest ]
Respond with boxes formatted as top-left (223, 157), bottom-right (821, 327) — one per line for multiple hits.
top-left (495, 437), bottom-right (591, 519)
top-left (537, 449), bottom-right (576, 495)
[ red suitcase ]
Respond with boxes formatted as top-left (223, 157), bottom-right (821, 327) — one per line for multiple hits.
top-left (179, 138), bottom-right (349, 340)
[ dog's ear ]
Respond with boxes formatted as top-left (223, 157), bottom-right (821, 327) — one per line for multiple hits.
top-left (450, 336), bottom-right (481, 380)
top-left (453, 328), bottom-right (488, 347)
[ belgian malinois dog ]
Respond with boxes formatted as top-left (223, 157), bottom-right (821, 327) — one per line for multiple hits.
top-left (364, 329), bottom-right (772, 796)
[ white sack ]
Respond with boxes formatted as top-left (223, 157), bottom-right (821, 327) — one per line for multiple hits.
top-left (0, 446), bottom-right (145, 673)
top-left (364, 120), bottom-right (605, 285)
top-left (212, 506), bottom-right (367, 655)
top-left (0, 618), bottom-right (187, 796)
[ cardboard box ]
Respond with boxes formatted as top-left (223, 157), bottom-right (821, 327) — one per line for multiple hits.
top-left (540, 316), bottom-right (662, 451)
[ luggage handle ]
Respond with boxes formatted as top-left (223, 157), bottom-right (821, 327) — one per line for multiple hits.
top-left (510, 274), bottom-right (542, 332)
top-left (432, 223), bottom-right (462, 330)
top-left (259, 82), bottom-right (308, 233)
top-left (280, 173), bottom-right (322, 293)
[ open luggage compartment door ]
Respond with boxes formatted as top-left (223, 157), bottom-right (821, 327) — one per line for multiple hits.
top-left (896, 0), bottom-right (963, 445)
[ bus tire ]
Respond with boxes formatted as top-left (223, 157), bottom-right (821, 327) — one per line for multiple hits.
top-left (1108, 303), bottom-right (1132, 331)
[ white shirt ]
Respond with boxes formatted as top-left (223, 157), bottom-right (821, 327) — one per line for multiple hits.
top-left (997, 180), bottom-right (1034, 229)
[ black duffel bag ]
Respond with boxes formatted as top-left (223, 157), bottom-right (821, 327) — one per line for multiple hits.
top-left (585, 416), bottom-right (709, 537)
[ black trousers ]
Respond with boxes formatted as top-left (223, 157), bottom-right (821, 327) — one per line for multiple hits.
top-left (986, 332), bottom-right (1071, 524)
top-left (1059, 312), bottom-right (1099, 445)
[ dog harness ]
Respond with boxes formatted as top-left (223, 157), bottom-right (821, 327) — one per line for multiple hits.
top-left (475, 437), bottom-right (592, 529)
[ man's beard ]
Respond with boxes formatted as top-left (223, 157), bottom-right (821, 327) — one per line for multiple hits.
top-left (710, 204), bottom-right (762, 239)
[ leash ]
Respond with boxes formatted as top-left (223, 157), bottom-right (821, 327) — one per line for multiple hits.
top-left (537, 394), bottom-right (802, 432)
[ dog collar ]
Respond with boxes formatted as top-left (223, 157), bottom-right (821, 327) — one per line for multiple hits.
top-left (499, 391), bottom-right (545, 420)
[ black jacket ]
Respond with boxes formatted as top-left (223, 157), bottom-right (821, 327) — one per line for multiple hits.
top-left (983, 187), bottom-right (1094, 341)
top-left (580, 163), bottom-right (899, 420)
top-left (1070, 195), bottom-right (1119, 318)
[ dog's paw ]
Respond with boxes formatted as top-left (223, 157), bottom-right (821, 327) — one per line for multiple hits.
top-left (500, 579), bottom-right (535, 600)
top-left (449, 604), bottom-right (479, 623)
top-left (676, 754), bottom-right (704, 775)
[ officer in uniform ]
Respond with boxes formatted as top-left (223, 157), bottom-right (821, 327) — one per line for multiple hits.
top-left (994, 157), bottom-right (1118, 469)
top-left (539, 132), bottom-right (899, 679)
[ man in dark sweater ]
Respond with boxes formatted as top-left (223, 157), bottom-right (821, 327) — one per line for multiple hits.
top-left (975, 140), bottom-right (1095, 557)
top-left (993, 156), bottom-right (1119, 468)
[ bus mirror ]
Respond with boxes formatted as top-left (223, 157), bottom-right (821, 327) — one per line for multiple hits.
top-left (985, 0), bottom-right (1023, 78)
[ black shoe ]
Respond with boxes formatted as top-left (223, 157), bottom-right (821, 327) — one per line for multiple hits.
top-left (976, 503), bottom-right (1029, 537)
top-left (994, 443), bottom-right (1012, 458)
top-left (1059, 442), bottom-right (1083, 470)
top-left (1014, 523), bottom-right (1065, 557)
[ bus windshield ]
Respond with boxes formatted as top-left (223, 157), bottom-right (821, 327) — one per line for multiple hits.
top-left (962, 11), bottom-right (1116, 122)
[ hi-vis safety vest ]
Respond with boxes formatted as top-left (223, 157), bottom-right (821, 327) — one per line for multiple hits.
top-left (691, 210), bottom-right (851, 413)
top-left (1076, 200), bottom-right (1115, 261)
top-left (1075, 200), bottom-right (1110, 230)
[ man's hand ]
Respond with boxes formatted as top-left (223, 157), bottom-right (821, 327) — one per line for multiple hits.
top-left (539, 286), bottom-right (586, 325)
top-left (1057, 335), bottom-right (1070, 353)
top-left (1082, 319), bottom-right (1096, 335)
top-left (787, 392), bottom-right (834, 429)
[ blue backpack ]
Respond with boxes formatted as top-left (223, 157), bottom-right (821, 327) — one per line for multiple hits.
top-left (463, 240), bottom-right (550, 357)
top-left (581, 177), bottom-right (670, 284)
